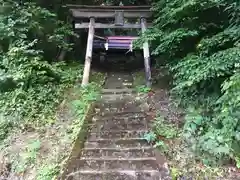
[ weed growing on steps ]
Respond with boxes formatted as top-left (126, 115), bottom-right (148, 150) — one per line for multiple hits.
top-left (136, 85), bottom-right (151, 93)
top-left (143, 113), bottom-right (179, 153)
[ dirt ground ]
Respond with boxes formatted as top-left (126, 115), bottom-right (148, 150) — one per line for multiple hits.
top-left (0, 88), bottom-right (78, 180)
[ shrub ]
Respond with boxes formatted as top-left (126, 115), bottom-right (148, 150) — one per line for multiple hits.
top-left (141, 0), bottom-right (240, 164)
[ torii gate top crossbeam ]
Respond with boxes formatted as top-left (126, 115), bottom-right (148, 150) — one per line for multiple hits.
top-left (65, 4), bottom-right (152, 19)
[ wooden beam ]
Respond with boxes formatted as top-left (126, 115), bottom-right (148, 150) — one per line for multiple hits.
top-left (81, 18), bottom-right (95, 86)
top-left (141, 18), bottom-right (151, 87)
top-left (65, 5), bottom-right (151, 10)
top-left (70, 9), bottom-right (151, 12)
top-left (74, 23), bottom-right (152, 29)
top-left (70, 9), bottom-right (151, 19)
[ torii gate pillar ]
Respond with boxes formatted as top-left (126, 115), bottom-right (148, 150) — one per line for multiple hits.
top-left (81, 17), bottom-right (95, 86)
top-left (140, 17), bottom-right (151, 87)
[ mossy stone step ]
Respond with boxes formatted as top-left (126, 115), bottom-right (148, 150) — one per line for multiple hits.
top-left (81, 147), bottom-right (155, 159)
top-left (70, 158), bottom-right (159, 171)
top-left (67, 170), bottom-right (164, 180)
top-left (92, 113), bottom-right (146, 121)
top-left (101, 88), bottom-right (136, 94)
top-left (88, 119), bottom-right (148, 132)
top-left (61, 72), bottom-right (171, 180)
top-left (88, 130), bottom-right (147, 140)
top-left (84, 138), bottom-right (150, 149)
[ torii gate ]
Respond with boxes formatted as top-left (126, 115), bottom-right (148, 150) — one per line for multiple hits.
top-left (65, 4), bottom-right (152, 87)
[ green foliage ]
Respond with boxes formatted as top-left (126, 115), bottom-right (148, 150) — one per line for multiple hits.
top-left (0, 0), bottom-right (78, 139)
top-left (0, 115), bottom-right (15, 141)
top-left (153, 114), bottom-right (179, 139)
top-left (69, 83), bottom-right (100, 140)
top-left (0, 63), bottom-right (81, 123)
top-left (37, 164), bottom-right (60, 180)
top-left (0, 1), bottom-right (103, 179)
top-left (152, 29), bottom-right (199, 58)
top-left (143, 0), bottom-right (240, 164)
top-left (143, 113), bottom-right (179, 153)
top-left (153, 140), bottom-right (168, 150)
top-left (170, 167), bottom-right (182, 180)
top-left (143, 131), bottom-right (156, 143)
top-left (12, 139), bottom-right (41, 173)
top-left (71, 84), bottom-right (100, 118)
top-left (136, 85), bottom-right (151, 93)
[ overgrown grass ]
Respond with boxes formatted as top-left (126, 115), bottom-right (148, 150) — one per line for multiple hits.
top-left (0, 65), bottom-right (105, 180)
top-left (36, 82), bottom-right (101, 180)
top-left (146, 113), bottom-right (230, 179)
top-left (12, 139), bottom-right (41, 173)
top-left (136, 0), bottom-right (240, 167)
top-left (0, 63), bottom-right (82, 143)
top-left (143, 113), bottom-right (179, 152)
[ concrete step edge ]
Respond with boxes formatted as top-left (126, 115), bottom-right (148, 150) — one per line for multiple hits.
top-left (92, 113), bottom-right (146, 120)
top-left (91, 117), bottom-right (147, 123)
top-left (79, 157), bottom-right (157, 161)
top-left (101, 88), bottom-right (136, 94)
top-left (85, 138), bottom-right (149, 143)
top-left (93, 111), bottom-right (146, 117)
top-left (83, 147), bottom-right (154, 151)
top-left (67, 169), bottom-right (160, 175)
top-left (86, 137), bottom-right (147, 142)
top-left (94, 109), bottom-right (144, 114)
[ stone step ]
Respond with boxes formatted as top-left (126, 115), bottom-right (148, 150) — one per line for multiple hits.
top-left (80, 157), bottom-right (157, 161)
top-left (70, 158), bottom-right (159, 171)
top-left (100, 94), bottom-right (134, 101)
top-left (94, 101), bottom-right (133, 109)
top-left (93, 111), bottom-right (146, 118)
top-left (94, 107), bottom-right (143, 114)
top-left (91, 117), bottom-right (147, 125)
top-left (81, 147), bottom-right (155, 158)
top-left (84, 138), bottom-right (150, 149)
top-left (94, 102), bottom-right (143, 113)
top-left (89, 124), bottom-right (148, 132)
top-left (89, 119), bottom-right (148, 132)
top-left (66, 170), bottom-right (163, 180)
top-left (92, 112), bottom-right (146, 121)
top-left (96, 96), bottom-right (141, 105)
top-left (101, 88), bottom-right (136, 94)
top-left (92, 115), bottom-right (147, 122)
top-left (88, 130), bottom-right (147, 140)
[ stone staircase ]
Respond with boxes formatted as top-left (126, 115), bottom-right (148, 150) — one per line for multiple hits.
top-left (63, 73), bottom-right (171, 180)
